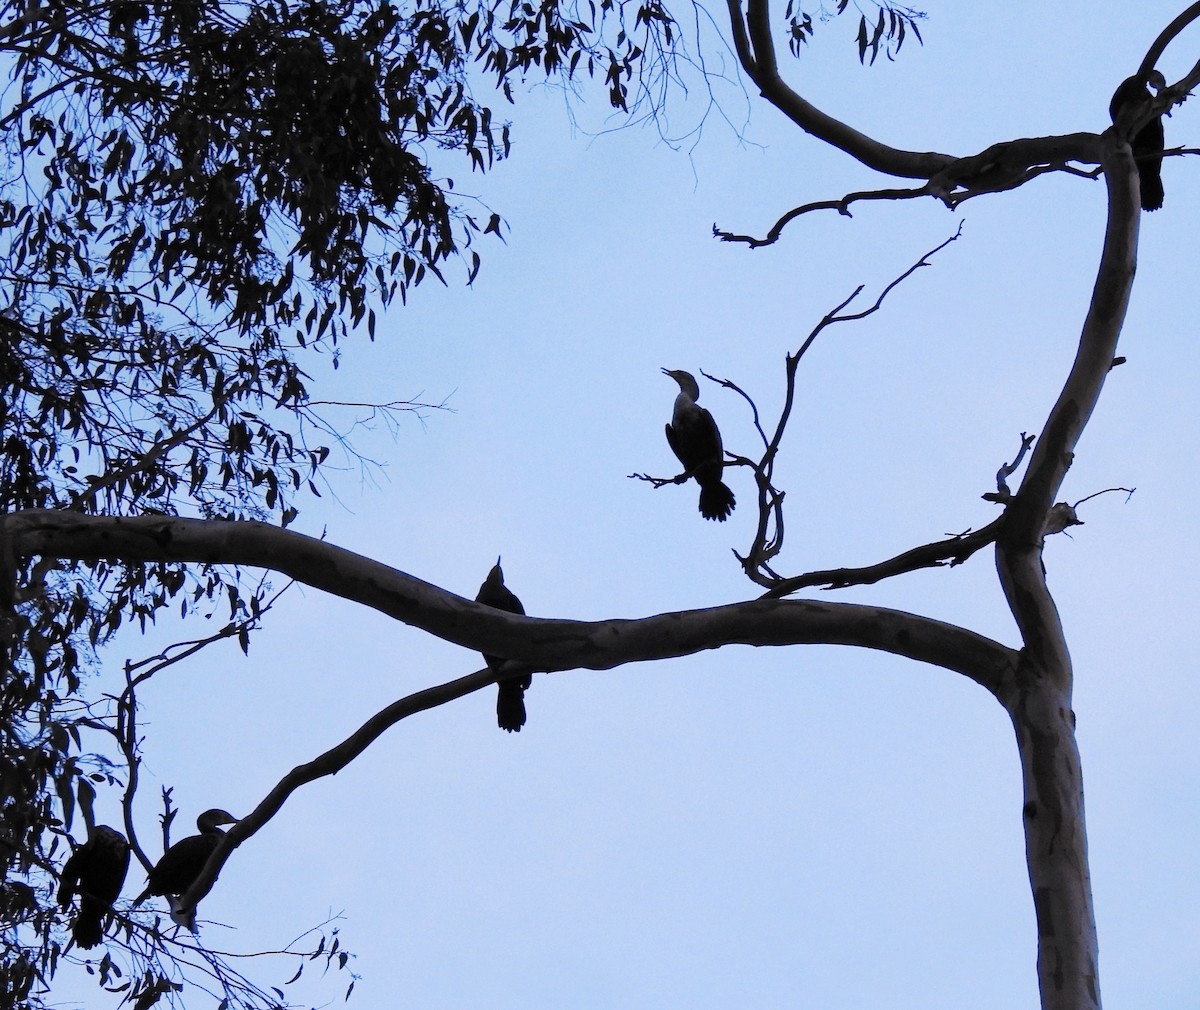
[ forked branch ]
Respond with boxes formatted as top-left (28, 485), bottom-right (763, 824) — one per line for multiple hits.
top-left (726, 226), bottom-right (963, 587)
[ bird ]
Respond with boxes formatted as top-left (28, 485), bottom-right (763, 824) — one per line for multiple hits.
top-left (133, 808), bottom-right (238, 930)
top-left (58, 824), bottom-right (131, 949)
top-left (662, 368), bottom-right (736, 521)
top-left (1109, 70), bottom-right (1167, 211)
top-left (475, 559), bottom-right (531, 732)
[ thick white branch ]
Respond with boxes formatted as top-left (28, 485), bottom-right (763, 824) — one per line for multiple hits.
top-left (3, 509), bottom-right (1017, 690)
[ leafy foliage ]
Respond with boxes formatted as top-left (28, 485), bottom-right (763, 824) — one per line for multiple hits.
top-left (784, 0), bottom-right (924, 62)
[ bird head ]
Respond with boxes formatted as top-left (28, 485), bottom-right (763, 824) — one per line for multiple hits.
top-left (662, 368), bottom-right (700, 400)
top-left (196, 808), bottom-right (239, 833)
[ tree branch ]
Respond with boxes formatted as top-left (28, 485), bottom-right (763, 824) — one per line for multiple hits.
top-left (713, 184), bottom-right (932, 248)
top-left (727, 227), bottom-right (963, 586)
top-left (996, 134), bottom-right (1140, 674)
top-left (3, 510), bottom-right (1017, 687)
top-left (174, 665), bottom-right (501, 919)
top-left (728, 0), bottom-right (953, 179)
top-left (759, 516), bottom-right (1005, 598)
top-left (1141, 1), bottom-right (1200, 75)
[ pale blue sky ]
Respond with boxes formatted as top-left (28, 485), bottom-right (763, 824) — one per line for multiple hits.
top-left (58, 2), bottom-right (1200, 1007)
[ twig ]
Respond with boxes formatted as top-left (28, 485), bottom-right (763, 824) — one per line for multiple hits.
top-left (1072, 486), bottom-right (1135, 508)
top-left (988, 432), bottom-right (1036, 500)
top-left (713, 185), bottom-right (931, 248)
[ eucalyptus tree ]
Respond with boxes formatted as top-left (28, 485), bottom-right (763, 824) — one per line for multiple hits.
top-left (1, 1), bottom-right (1194, 1009)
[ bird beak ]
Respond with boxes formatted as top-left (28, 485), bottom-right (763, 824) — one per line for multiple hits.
top-left (496, 555), bottom-right (502, 566)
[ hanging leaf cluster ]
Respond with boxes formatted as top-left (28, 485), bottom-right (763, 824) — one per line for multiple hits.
top-left (784, 0), bottom-right (924, 63)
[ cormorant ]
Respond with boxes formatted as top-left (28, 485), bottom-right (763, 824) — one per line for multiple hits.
top-left (663, 368), bottom-right (736, 522)
top-left (58, 824), bottom-right (130, 949)
top-left (1110, 70), bottom-right (1167, 211)
top-left (133, 808), bottom-right (238, 929)
top-left (475, 559), bottom-right (530, 733)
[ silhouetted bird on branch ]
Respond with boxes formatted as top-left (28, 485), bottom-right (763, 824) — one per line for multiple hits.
top-left (1110, 70), bottom-right (1167, 211)
top-left (663, 368), bottom-right (735, 522)
top-left (476, 559), bottom-right (531, 732)
top-left (133, 808), bottom-right (238, 931)
top-left (58, 824), bottom-right (130, 949)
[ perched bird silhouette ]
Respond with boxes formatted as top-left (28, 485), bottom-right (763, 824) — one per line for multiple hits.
top-left (475, 559), bottom-right (530, 732)
top-left (58, 824), bottom-right (130, 949)
top-left (133, 808), bottom-right (238, 931)
top-left (1110, 70), bottom-right (1167, 211)
top-left (663, 368), bottom-right (736, 522)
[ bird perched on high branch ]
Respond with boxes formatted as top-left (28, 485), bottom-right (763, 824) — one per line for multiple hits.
top-left (476, 559), bottom-right (531, 732)
top-left (662, 368), bottom-right (736, 522)
top-left (58, 824), bottom-right (130, 949)
top-left (1110, 69), bottom-right (1167, 211)
top-left (133, 808), bottom-right (238, 931)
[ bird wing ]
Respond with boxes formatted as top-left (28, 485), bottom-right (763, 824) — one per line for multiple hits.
top-left (697, 407), bottom-right (724, 461)
top-left (500, 584), bottom-right (524, 615)
top-left (58, 847), bottom-right (85, 907)
top-left (1109, 75), bottom-right (1155, 128)
top-left (147, 833), bottom-right (219, 895)
top-left (664, 422), bottom-right (684, 467)
top-left (666, 409), bottom-right (723, 474)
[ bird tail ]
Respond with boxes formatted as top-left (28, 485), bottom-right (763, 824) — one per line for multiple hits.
top-left (699, 481), bottom-right (736, 522)
top-left (72, 899), bottom-right (105, 949)
top-left (1141, 170), bottom-right (1164, 211)
top-left (496, 675), bottom-right (531, 732)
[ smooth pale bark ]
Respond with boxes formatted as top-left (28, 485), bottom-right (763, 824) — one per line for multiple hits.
top-left (992, 136), bottom-right (1141, 1010)
top-left (0, 509), bottom-right (1014, 686)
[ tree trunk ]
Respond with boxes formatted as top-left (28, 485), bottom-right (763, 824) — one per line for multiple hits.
top-left (1005, 669), bottom-right (1101, 1010)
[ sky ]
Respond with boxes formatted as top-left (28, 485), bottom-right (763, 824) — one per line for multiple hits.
top-left (52, 2), bottom-right (1200, 1008)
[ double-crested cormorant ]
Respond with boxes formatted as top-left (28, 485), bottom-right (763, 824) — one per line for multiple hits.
top-left (1110, 70), bottom-right (1167, 211)
top-left (58, 824), bottom-right (131, 949)
top-left (663, 368), bottom-right (736, 522)
top-left (476, 559), bottom-right (530, 733)
top-left (133, 808), bottom-right (238, 929)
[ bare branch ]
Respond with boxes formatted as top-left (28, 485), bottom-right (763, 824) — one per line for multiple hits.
top-left (985, 432), bottom-right (1036, 502)
top-left (699, 372), bottom-right (770, 451)
top-left (1072, 486), bottom-right (1135, 509)
top-left (114, 579), bottom-right (292, 870)
top-left (931, 134), bottom-right (1104, 204)
top-left (1141, 2), bottom-right (1200, 76)
top-left (713, 184), bottom-right (931, 248)
top-left (759, 517), bottom-right (1006, 598)
top-left (174, 665), bottom-right (501, 918)
top-left (628, 467), bottom-right (697, 489)
top-left (730, 227), bottom-right (963, 586)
